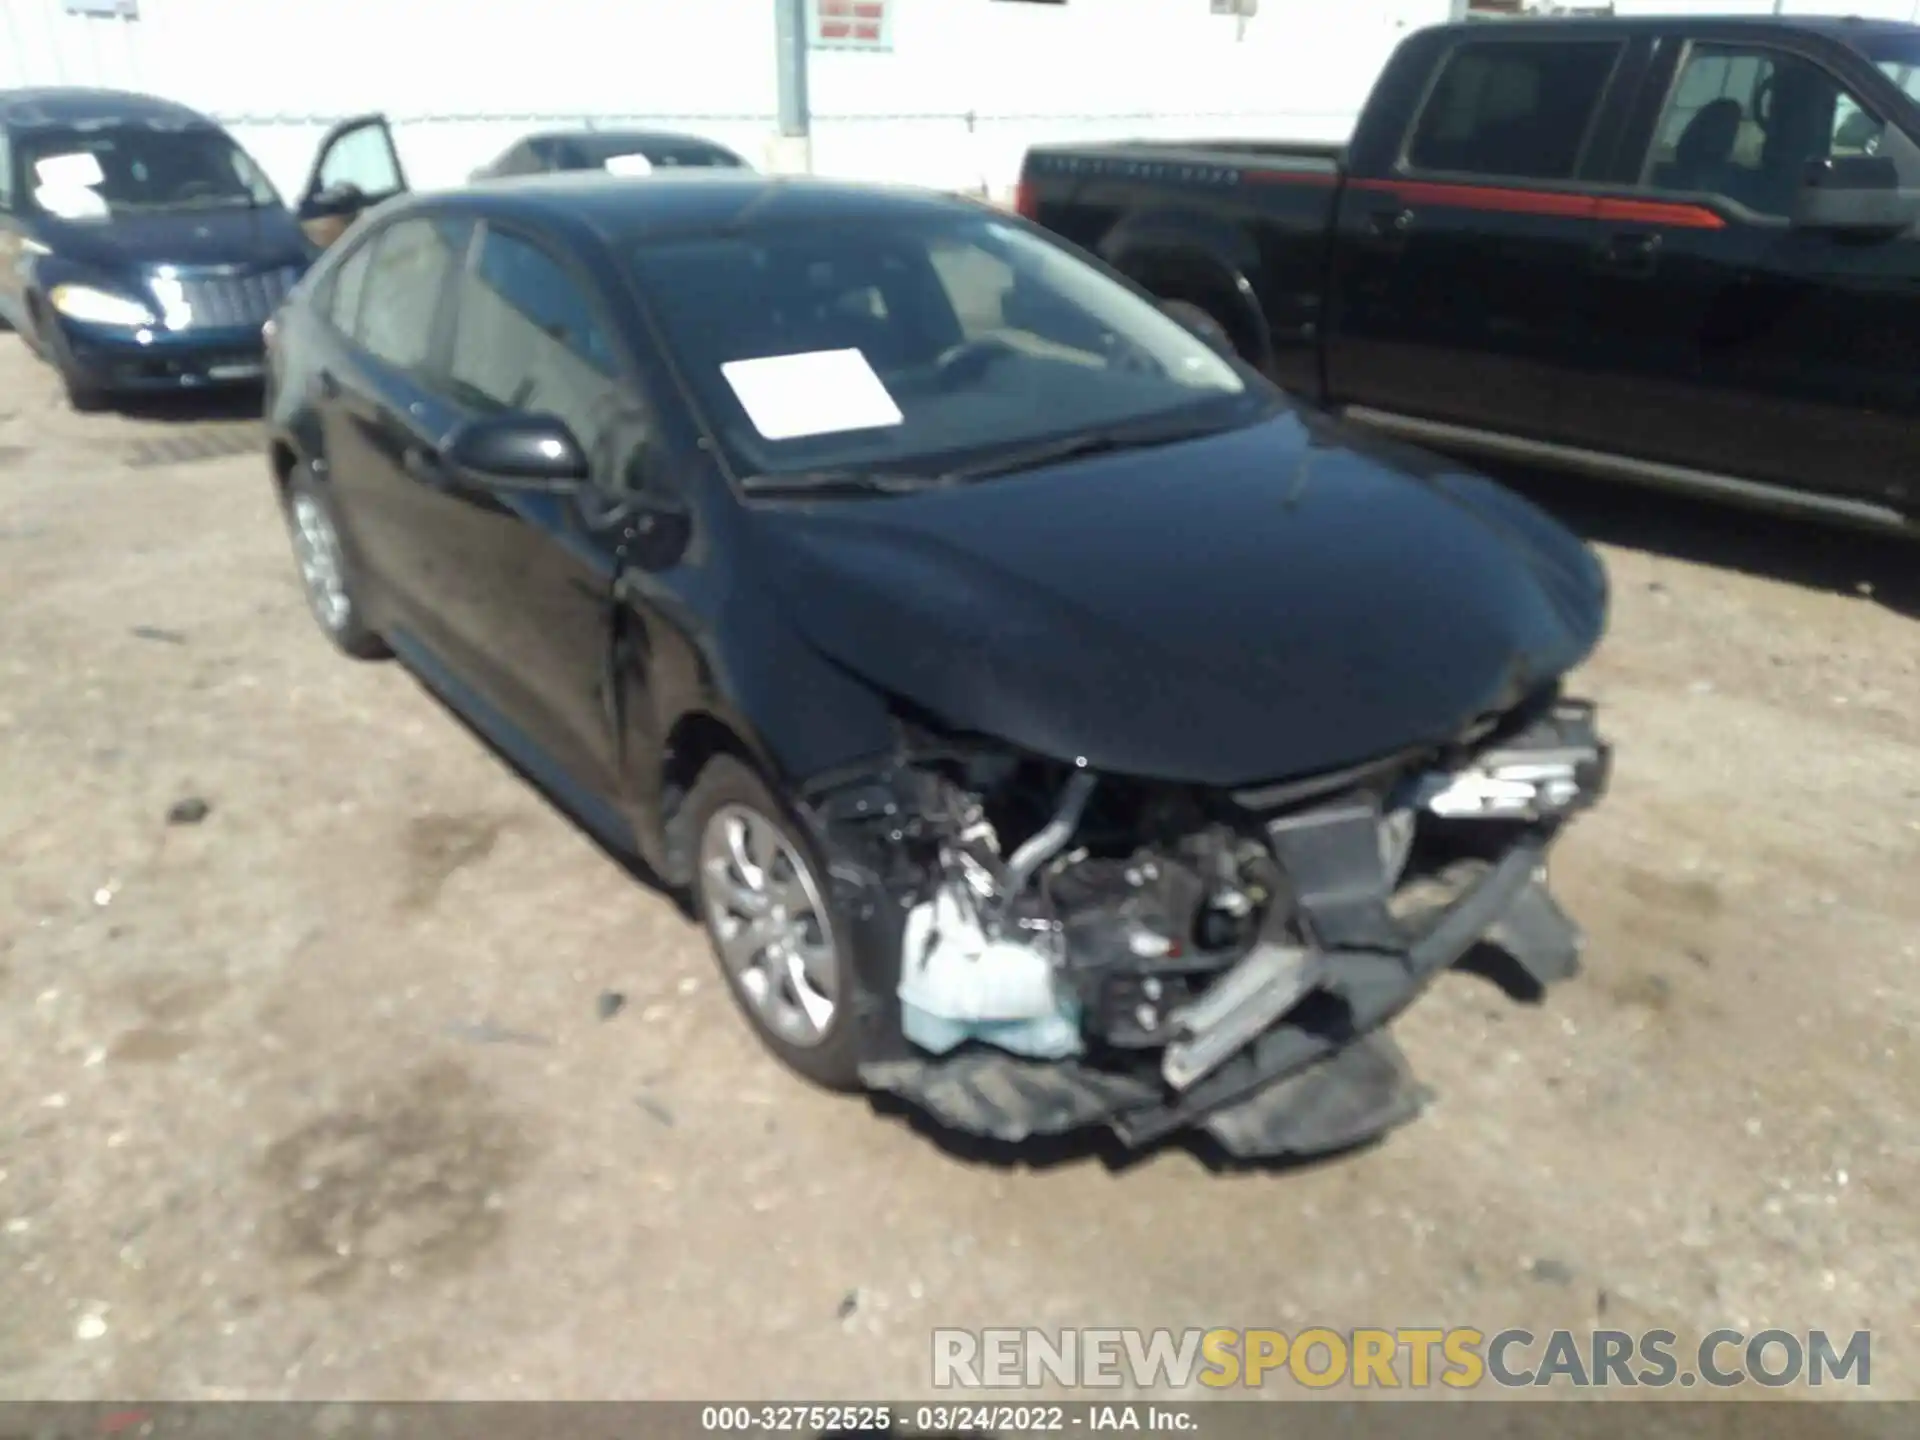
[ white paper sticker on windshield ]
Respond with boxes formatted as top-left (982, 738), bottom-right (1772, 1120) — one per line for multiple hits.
top-left (603, 153), bottom-right (655, 177)
top-left (34, 184), bottom-right (110, 220)
top-left (720, 348), bottom-right (906, 442)
top-left (35, 152), bottom-right (105, 189)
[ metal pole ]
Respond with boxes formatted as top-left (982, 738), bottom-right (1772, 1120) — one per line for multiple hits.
top-left (770, 0), bottom-right (814, 173)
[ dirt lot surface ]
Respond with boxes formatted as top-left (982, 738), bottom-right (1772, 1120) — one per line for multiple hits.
top-left (1, 327), bottom-right (1917, 1410)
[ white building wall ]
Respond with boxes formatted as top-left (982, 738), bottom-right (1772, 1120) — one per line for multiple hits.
top-left (0, 0), bottom-right (1453, 201)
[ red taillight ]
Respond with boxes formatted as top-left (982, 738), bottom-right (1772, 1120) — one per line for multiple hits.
top-left (1013, 180), bottom-right (1038, 219)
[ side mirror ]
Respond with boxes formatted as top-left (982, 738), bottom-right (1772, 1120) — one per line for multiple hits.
top-left (444, 413), bottom-right (589, 491)
top-left (1792, 156), bottom-right (1920, 233)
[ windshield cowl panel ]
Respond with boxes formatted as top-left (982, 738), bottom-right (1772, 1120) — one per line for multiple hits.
top-left (629, 211), bottom-right (1264, 489)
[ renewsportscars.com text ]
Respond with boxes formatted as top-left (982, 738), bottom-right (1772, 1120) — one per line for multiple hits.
top-left (932, 1326), bottom-right (1872, 1391)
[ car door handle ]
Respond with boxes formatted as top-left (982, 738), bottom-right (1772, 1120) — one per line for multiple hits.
top-left (318, 368), bottom-right (341, 399)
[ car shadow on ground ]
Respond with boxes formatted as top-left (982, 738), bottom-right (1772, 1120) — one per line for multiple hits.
top-left (867, 1091), bottom-right (1393, 1178)
top-left (1479, 461), bottom-right (1920, 621)
top-left (400, 669), bottom-right (695, 912)
top-left (111, 382), bottom-right (265, 426)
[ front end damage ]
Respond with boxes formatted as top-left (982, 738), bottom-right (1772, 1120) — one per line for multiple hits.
top-left (800, 692), bottom-right (1611, 1161)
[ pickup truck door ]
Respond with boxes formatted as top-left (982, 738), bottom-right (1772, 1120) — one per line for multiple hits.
top-left (1559, 35), bottom-right (1920, 514)
top-left (1327, 32), bottom-right (1638, 440)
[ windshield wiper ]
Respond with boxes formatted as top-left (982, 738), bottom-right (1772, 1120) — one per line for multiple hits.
top-left (740, 468), bottom-right (955, 498)
top-left (937, 411), bottom-right (1251, 483)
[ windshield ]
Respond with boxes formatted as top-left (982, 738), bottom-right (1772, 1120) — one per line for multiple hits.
top-left (18, 125), bottom-right (280, 221)
top-left (628, 211), bottom-right (1256, 487)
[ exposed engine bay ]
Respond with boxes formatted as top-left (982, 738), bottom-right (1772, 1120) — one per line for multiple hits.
top-left (802, 690), bottom-right (1611, 1160)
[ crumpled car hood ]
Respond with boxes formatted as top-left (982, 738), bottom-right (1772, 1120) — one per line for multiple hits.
top-left (752, 407), bottom-right (1608, 788)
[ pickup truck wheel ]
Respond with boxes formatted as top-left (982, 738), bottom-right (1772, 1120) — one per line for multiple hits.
top-left (688, 756), bottom-right (866, 1092)
top-left (1161, 299), bottom-right (1238, 358)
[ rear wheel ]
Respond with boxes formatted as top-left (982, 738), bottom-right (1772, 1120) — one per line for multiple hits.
top-left (280, 466), bottom-right (389, 660)
top-left (686, 756), bottom-right (867, 1091)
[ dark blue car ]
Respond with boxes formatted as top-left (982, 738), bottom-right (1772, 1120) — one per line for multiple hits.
top-left (0, 89), bottom-right (405, 411)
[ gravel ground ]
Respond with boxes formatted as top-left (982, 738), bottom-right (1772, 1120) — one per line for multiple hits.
top-left (0, 327), bottom-right (1916, 1410)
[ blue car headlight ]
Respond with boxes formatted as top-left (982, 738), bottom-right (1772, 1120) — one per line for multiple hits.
top-left (48, 283), bottom-right (156, 329)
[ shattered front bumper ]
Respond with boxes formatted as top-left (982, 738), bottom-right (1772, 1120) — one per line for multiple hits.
top-left (828, 699), bottom-right (1612, 1162)
top-left (859, 837), bottom-right (1574, 1159)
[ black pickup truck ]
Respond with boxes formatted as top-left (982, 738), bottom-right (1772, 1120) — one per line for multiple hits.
top-left (1016, 14), bottom-right (1920, 534)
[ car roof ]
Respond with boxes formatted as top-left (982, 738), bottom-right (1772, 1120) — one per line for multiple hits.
top-left (0, 86), bottom-right (215, 132)
top-left (526, 128), bottom-right (740, 153)
top-left (1450, 14), bottom-right (1920, 42)
top-left (427, 171), bottom-right (984, 247)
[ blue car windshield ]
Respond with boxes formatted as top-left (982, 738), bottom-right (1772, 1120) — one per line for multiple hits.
top-left (628, 210), bottom-right (1255, 486)
top-left (18, 124), bottom-right (280, 220)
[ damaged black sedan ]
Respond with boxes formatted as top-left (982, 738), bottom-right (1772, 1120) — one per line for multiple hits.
top-left (265, 171), bottom-right (1611, 1160)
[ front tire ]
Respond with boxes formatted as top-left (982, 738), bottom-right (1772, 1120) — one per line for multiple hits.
top-left (280, 466), bottom-right (389, 660)
top-left (685, 756), bottom-right (866, 1091)
top-left (30, 303), bottom-right (110, 412)
top-left (61, 368), bottom-right (109, 414)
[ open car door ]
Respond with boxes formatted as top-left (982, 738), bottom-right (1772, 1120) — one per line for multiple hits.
top-left (295, 113), bottom-right (409, 250)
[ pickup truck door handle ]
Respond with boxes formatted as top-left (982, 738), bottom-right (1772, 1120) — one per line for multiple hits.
top-left (1593, 231), bottom-right (1663, 276)
top-left (1365, 207), bottom-right (1415, 242)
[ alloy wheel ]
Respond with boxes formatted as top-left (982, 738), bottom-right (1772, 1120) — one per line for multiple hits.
top-left (698, 802), bottom-right (840, 1047)
top-left (288, 489), bottom-right (352, 634)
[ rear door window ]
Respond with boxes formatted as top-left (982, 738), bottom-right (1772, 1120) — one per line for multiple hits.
top-left (354, 216), bottom-right (466, 371)
top-left (322, 238), bottom-right (376, 339)
top-left (1406, 39), bottom-right (1625, 181)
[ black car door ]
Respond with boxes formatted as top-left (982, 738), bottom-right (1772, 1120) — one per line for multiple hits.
top-left (429, 219), bottom-right (658, 822)
top-left (1561, 34), bottom-right (1920, 513)
top-left (1328, 31), bottom-right (1635, 440)
top-left (314, 213), bottom-right (472, 662)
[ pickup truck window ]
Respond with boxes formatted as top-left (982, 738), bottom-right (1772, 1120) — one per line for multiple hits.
top-left (1641, 42), bottom-right (1917, 218)
top-left (1405, 38), bottom-right (1623, 182)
